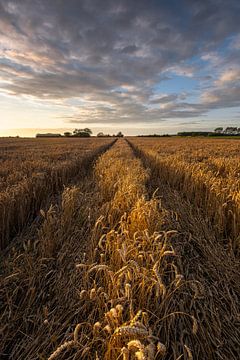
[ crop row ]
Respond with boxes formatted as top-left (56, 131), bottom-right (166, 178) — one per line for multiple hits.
top-left (128, 137), bottom-right (240, 253)
top-left (0, 138), bottom-right (114, 249)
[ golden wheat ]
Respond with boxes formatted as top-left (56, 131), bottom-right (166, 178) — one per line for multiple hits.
top-left (0, 137), bottom-right (114, 248)
top-left (1, 138), bottom-right (240, 360)
top-left (128, 137), bottom-right (240, 253)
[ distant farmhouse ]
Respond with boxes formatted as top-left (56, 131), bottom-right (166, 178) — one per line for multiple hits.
top-left (36, 133), bottom-right (62, 138)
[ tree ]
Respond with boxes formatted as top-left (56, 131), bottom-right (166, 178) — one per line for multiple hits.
top-left (64, 132), bottom-right (72, 137)
top-left (97, 132), bottom-right (104, 137)
top-left (116, 131), bottom-right (124, 137)
top-left (214, 127), bottom-right (223, 133)
top-left (224, 127), bottom-right (238, 134)
top-left (73, 128), bottom-right (92, 137)
top-left (83, 128), bottom-right (92, 135)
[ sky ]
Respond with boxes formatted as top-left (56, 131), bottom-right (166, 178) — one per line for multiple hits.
top-left (0, 0), bottom-right (240, 136)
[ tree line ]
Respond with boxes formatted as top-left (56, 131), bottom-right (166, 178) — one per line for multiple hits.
top-left (36, 129), bottom-right (124, 138)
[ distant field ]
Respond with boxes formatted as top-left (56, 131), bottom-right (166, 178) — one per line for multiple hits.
top-left (1, 137), bottom-right (239, 360)
top-left (210, 135), bottom-right (240, 139)
top-left (177, 135), bottom-right (240, 139)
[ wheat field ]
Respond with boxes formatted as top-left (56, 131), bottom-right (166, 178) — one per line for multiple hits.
top-left (128, 137), bottom-right (240, 253)
top-left (0, 137), bottom-right (114, 249)
top-left (0, 137), bottom-right (240, 360)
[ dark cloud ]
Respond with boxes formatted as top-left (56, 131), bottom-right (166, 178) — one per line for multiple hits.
top-left (150, 94), bottom-right (179, 104)
top-left (120, 45), bottom-right (139, 54)
top-left (0, 0), bottom-right (240, 125)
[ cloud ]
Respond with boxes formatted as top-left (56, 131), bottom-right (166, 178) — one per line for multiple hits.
top-left (167, 64), bottom-right (198, 78)
top-left (201, 86), bottom-right (240, 108)
top-left (150, 94), bottom-right (179, 104)
top-left (200, 65), bottom-right (240, 109)
top-left (230, 34), bottom-right (240, 50)
top-left (0, 0), bottom-right (240, 127)
top-left (119, 45), bottom-right (139, 54)
top-left (217, 68), bottom-right (240, 85)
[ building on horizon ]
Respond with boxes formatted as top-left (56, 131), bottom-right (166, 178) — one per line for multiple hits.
top-left (36, 133), bottom-right (62, 138)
